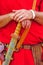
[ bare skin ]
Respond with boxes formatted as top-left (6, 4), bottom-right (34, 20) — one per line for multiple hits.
top-left (0, 12), bottom-right (15, 28)
top-left (13, 9), bottom-right (43, 28)
top-left (0, 9), bottom-right (43, 28)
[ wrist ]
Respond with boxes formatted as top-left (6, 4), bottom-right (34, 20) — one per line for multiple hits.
top-left (30, 10), bottom-right (36, 19)
top-left (9, 12), bottom-right (14, 20)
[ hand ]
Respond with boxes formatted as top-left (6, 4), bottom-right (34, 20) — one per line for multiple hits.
top-left (9, 9), bottom-right (32, 28)
top-left (21, 20), bottom-right (31, 28)
top-left (9, 12), bottom-right (16, 20)
top-left (9, 10), bottom-right (17, 20)
top-left (12, 9), bottom-right (33, 22)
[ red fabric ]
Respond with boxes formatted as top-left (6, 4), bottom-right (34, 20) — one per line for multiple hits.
top-left (0, 0), bottom-right (33, 43)
top-left (0, 0), bottom-right (43, 65)
top-left (38, 0), bottom-right (43, 61)
top-left (10, 49), bottom-right (34, 65)
top-left (0, 0), bottom-right (43, 44)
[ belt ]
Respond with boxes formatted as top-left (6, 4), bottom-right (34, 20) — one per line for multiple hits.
top-left (0, 42), bottom-right (43, 49)
top-left (21, 43), bottom-right (43, 50)
top-left (22, 44), bottom-right (32, 50)
top-left (0, 42), bottom-right (43, 51)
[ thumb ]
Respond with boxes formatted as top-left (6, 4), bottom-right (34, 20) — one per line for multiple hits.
top-left (12, 10), bottom-right (17, 13)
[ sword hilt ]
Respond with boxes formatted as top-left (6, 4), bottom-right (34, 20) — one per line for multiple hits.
top-left (11, 22), bottom-right (21, 40)
top-left (14, 22), bottom-right (21, 38)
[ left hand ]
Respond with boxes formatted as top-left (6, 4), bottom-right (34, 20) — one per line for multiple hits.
top-left (12, 9), bottom-right (32, 28)
top-left (13, 9), bottom-right (33, 22)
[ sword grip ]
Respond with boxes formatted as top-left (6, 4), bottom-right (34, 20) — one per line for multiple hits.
top-left (14, 22), bottom-right (21, 37)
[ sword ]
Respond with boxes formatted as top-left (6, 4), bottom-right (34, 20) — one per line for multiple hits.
top-left (2, 22), bottom-right (21, 65)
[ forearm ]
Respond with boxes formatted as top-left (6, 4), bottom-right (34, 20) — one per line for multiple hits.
top-left (0, 13), bottom-right (14, 28)
top-left (34, 11), bottom-right (43, 25)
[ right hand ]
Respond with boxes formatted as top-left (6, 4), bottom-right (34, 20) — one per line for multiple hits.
top-left (21, 20), bottom-right (31, 28)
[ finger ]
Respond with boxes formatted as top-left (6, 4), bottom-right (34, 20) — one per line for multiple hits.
top-left (13, 10), bottom-right (25, 21)
top-left (16, 14), bottom-right (25, 21)
top-left (19, 16), bottom-right (27, 22)
top-left (22, 21), bottom-right (26, 28)
top-left (22, 21), bottom-right (25, 28)
top-left (26, 20), bottom-right (31, 28)
top-left (14, 13), bottom-right (24, 21)
top-left (12, 10), bottom-right (17, 13)
top-left (26, 20), bottom-right (30, 28)
top-left (13, 10), bottom-right (22, 18)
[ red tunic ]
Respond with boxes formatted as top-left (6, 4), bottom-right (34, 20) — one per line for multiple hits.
top-left (0, 0), bottom-right (43, 65)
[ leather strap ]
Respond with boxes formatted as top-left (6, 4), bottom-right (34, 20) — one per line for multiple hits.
top-left (22, 43), bottom-right (43, 65)
top-left (32, 44), bottom-right (42, 65)
top-left (22, 44), bottom-right (31, 50)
